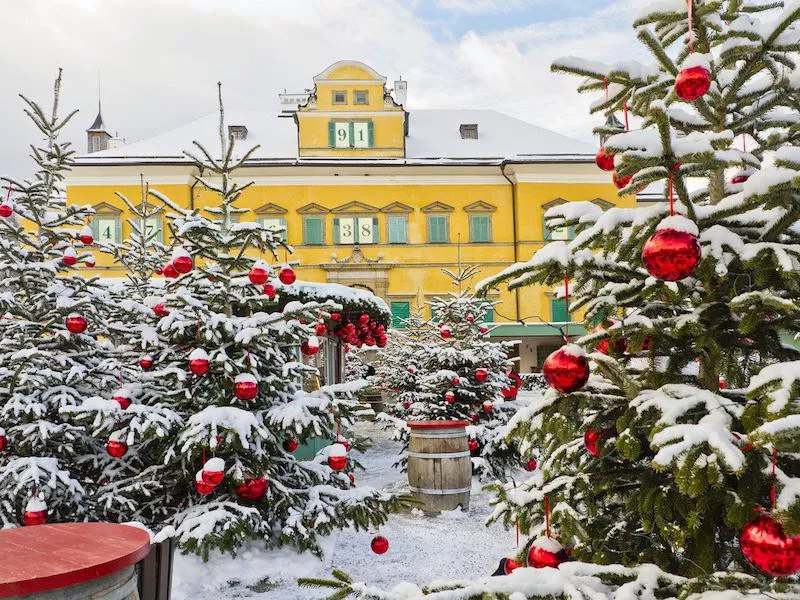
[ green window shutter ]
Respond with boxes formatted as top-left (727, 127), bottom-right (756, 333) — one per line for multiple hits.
top-left (348, 122), bottom-right (355, 148)
top-left (543, 216), bottom-right (552, 241)
top-left (279, 217), bottom-right (287, 242)
top-left (551, 298), bottom-right (569, 322)
top-left (328, 121), bottom-right (335, 147)
top-left (368, 121), bottom-right (375, 147)
top-left (372, 217), bottom-right (379, 243)
top-left (483, 306), bottom-right (494, 323)
top-left (470, 215), bottom-right (490, 242)
top-left (115, 218), bottom-right (123, 242)
top-left (333, 217), bottom-right (340, 244)
top-left (388, 216), bottom-right (406, 244)
top-left (304, 217), bottom-right (323, 245)
top-left (90, 219), bottom-right (99, 241)
top-left (568, 225), bottom-right (576, 239)
top-left (429, 215), bottom-right (447, 243)
top-left (391, 302), bottom-right (410, 329)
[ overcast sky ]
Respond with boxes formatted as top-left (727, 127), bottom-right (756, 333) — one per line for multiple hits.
top-left (0, 0), bottom-right (647, 178)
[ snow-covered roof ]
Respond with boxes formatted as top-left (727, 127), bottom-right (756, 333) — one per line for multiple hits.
top-left (74, 108), bottom-right (594, 166)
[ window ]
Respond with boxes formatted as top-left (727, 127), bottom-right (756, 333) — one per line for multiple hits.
top-left (303, 217), bottom-right (324, 245)
top-left (259, 217), bottom-right (287, 242)
top-left (550, 298), bottom-right (571, 322)
top-left (92, 216), bottom-right (121, 244)
top-left (544, 222), bottom-right (575, 241)
top-left (328, 121), bottom-right (374, 148)
top-left (537, 344), bottom-right (561, 366)
top-left (427, 215), bottom-right (449, 243)
top-left (387, 215), bottom-right (408, 244)
top-left (332, 90), bottom-right (347, 105)
top-left (391, 302), bottom-right (410, 328)
top-left (482, 305), bottom-right (495, 323)
top-left (334, 217), bottom-right (378, 245)
top-left (354, 90), bottom-right (369, 105)
top-left (143, 216), bottom-right (163, 242)
top-left (470, 215), bottom-right (491, 243)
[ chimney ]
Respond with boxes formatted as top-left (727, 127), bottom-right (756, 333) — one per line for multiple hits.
top-left (459, 123), bottom-right (478, 140)
top-left (228, 125), bottom-right (248, 140)
top-left (394, 77), bottom-right (407, 107)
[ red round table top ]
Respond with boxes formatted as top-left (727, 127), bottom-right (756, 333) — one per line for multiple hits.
top-left (407, 420), bottom-right (470, 429)
top-left (0, 523), bottom-right (151, 597)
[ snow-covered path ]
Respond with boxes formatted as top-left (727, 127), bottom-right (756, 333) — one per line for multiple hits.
top-left (172, 421), bottom-right (522, 599)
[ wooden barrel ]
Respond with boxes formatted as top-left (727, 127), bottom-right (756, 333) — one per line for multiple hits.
top-left (407, 420), bottom-right (472, 513)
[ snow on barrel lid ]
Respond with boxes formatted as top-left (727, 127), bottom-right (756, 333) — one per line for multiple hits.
top-left (203, 457), bottom-right (224, 472)
top-left (407, 420), bottom-right (470, 429)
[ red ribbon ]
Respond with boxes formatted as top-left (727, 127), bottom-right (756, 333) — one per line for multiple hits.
top-left (544, 496), bottom-right (551, 538)
top-left (623, 103), bottom-right (630, 131)
top-left (687, 0), bottom-right (694, 54)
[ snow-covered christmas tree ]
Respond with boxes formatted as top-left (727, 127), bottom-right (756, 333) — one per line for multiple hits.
top-left (0, 70), bottom-right (120, 527)
top-left (67, 84), bottom-right (405, 557)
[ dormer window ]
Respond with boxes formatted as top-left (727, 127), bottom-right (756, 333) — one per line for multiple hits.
top-left (228, 125), bottom-right (248, 140)
top-left (354, 90), bottom-right (369, 105)
top-left (332, 90), bottom-right (347, 105)
top-left (459, 123), bottom-right (478, 139)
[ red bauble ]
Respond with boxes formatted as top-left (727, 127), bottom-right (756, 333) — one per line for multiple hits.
top-left (740, 515), bottom-right (800, 576)
top-left (675, 65), bottom-right (711, 101)
top-left (642, 228), bottom-right (701, 281)
top-left (189, 348), bottom-right (210, 375)
top-left (85, 254), bottom-right (96, 268)
top-left (482, 400), bottom-right (493, 413)
top-left (479, 325), bottom-right (489, 335)
top-left (543, 345), bottom-right (590, 393)
top-left (328, 455), bottom-right (348, 472)
top-left (594, 324), bottom-right (627, 356)
top-left (62, 247), bottom-right (77, 266)
top-left (163, 263), bottom-right (178, 279)
top-left (595, 147), bottom-right (615, 172)
top-left (23, 498), bottom-right (47, 526)
top-left (504, 558), bottom-right (522, 575)
top-left (315, 323), bottom-right (327, 336)
top-left (524, 458), bottom-right (537, 472)
top-left (249, 266), bottom-right (269, 285)
top-left (139, 355), bottom-right (153, 370)
top-left (527, 537), bottom-right (569, 569)
top-left (236, 476), bottom-right (268, 501)
top-left (301, 336), bottom-right (320, 356)
top-left (613, 171), bottom-right (632, 190)
top-left (0, 433), bottom-right (6, 451)
top-left (195, 471), bottom-right (216, 496)
top-left (173, 253), bottom-right (193, 274)
top-left (263, 283), bottom-right (277, 299)
top-left (444, 391), bottom-right (456, 404)
top-left (469, 412), bottom-right (478, 423)
top-left (330, 312), bottom-right (342, 322)
top-left (201, 458), bottom-right (225, 486)
top-left (474, 367), bottom-right (489, 382)
top-left (466, 314), bottom-right (475, 324)
top-left (234, 374), bottom-right (258, 400)
top-left (112, 389), bottom-right (131, 410)
top-left (358, 313), bottom-right (370, 325)
top-left (79, 226), bottom-right (94, 245)
top-left (584, 428), bottom-right (602, 457)
top-left (452, 376), bottom-right (460, 386)
top-left (0, 204), bottom-right (12, 218)
top-left (283, 438), bottom-right (299, 452)
top-left (65, 314), bottom-right (87, 334)
top-left (731, 168), bottom-right (753, 185)
top-left (106, 439), bottom-right (128, 458)
top-left (440, 326), bottom-right (452, 339)
top-left (153, 303), bottom-right (169, 317)
top-left (371, 535), bottom-right (389, 555)
top-left (376, 334), bottom-right (387, 348)
top-left (278, 267), bottom-right (296, 285)
top-left (403, 400), bottom-right (412, 409)
top-left (468, 438), bottom-right (479, 454)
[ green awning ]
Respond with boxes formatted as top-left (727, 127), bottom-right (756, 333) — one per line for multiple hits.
top-left (489, 322), bottom-right (587, 338)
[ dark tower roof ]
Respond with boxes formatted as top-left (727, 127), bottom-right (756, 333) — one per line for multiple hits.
top-left (87, 101), bottom-right (107, 132)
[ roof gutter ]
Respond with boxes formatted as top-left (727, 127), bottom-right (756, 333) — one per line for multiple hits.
top-left (500, 161), bottom-right (520, 321)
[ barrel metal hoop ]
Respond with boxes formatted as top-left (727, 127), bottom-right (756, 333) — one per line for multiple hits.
top-left (408, 485), bottom-right (472, 495)
top-left (407, 451), bottom-right (470, 459)
top-left (410, 430), bottom-right (465, 439)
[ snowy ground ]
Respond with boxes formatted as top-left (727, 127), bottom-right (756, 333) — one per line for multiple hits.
top-left (172, 420), bottom-right (524, 599)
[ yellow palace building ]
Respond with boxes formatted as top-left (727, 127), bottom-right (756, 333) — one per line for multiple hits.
top-left (66, 60), bottom-right (633, 372)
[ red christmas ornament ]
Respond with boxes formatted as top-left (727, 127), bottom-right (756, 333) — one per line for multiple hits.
top-left (0, 204), bottom-right (12, 218)
top-left (740, 515), bottom-right (800, 576)
top-left (234, 373), bottom-right (258, 400)
top-left (504, 558), bottom-right (522, 575)
top-left (249, 265), bottom-right (269, 285)
top-left (466, 314), bottom-right (475, 324)
top-left (403, 400), bottom-right (412, 409)
top-left (330, 312), bottom-right (342, 322)
top-left (201, 457), bottom-right (225, 486)
top-left (189, 348), bottom-right (210, 375)
top-left (525, 458), bottom-right (537, 472)
top-left (452, 376), bottom-right (460, 386)
top-left (595, 147), bottom-right (616, 172)
top-left (263, 283), bottom-right (277, 299)
top-left (594, 324), bottom-right (627, 356)
top-left (112, 389), bottom-right (131, 410)
top-left (195, 471), bottom-right (216, 495)
top-left (474, 367), bottom-right (489, 383)
top-left (106, 439), bottom-right (128, 458)
top-left (163, 263), bottom-right (179, 279)
top-left (236, 476), bottom-right (268, 501)
top-left (172, 249), bottom-right (193, 274)
top-left (543, 345), bottom-right (590, 393)
top-left (0, 428), bottom-right (7, 451)
top-left (139, 355), bottom-right (153, 370)
top-left (527, 537), bottom-right (569, 569)
top-left (376, 334), bottom-right (387, 348)
top-left (283, 438), bottom-right (299, 452)
top-left (358, 313), bottom-right (370, 325)
top-left (731, 168), bottom-right (753, 185)
top-left (719, 377), bottom-right (727, 390)
top-left (444, 391), bottom-right (456, 404)
top-left (85, 254), bottom-right (96, 268)
top-left (612, 171), bottom-right (632, 190)
top-left (315, 323), bottom-right (327, 336)
top-left (301, 336), bottom-right (320, 356)
top-left (371, 535), bottom-right (389, 555)
top-left (642, 227), bottom-right (701, 281)
top-left (62, 246), bottom-right (77, 266)
top-left (482, 400), bottom-right (493, 413)
top-left (479, 325), bottom-right (489, 335)
top-left (79, 226), bottom-right (94, 245)
top-left (675, 65), bottom-right (711, 101)
top-left (328, 443), bottom-right (348, 471)
top-left (440, 326), bottom-right (452, 339)
top-left (65, 313), bottom-right (87, 334)
top-left (22, 498), bottom-right (47, 526)
top-left (153, 303), bottom-right (169, 317)
top-left (584, 428), bottom-right (602, 457)
top-left (468, 438), bottom-right (479, 454)
top-left (278, 267), bottom-right (296, 285)
top-left (469, 412), bottom-right (478, 423)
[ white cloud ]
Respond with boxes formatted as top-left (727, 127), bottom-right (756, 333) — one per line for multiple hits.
top-left (0, 0), bottom-right (645, 177)
top-left (435, 0), bottom-right (527, 14)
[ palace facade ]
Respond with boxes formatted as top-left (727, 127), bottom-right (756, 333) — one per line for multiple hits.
top-left (65, 60), bottom-right (635, 372)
